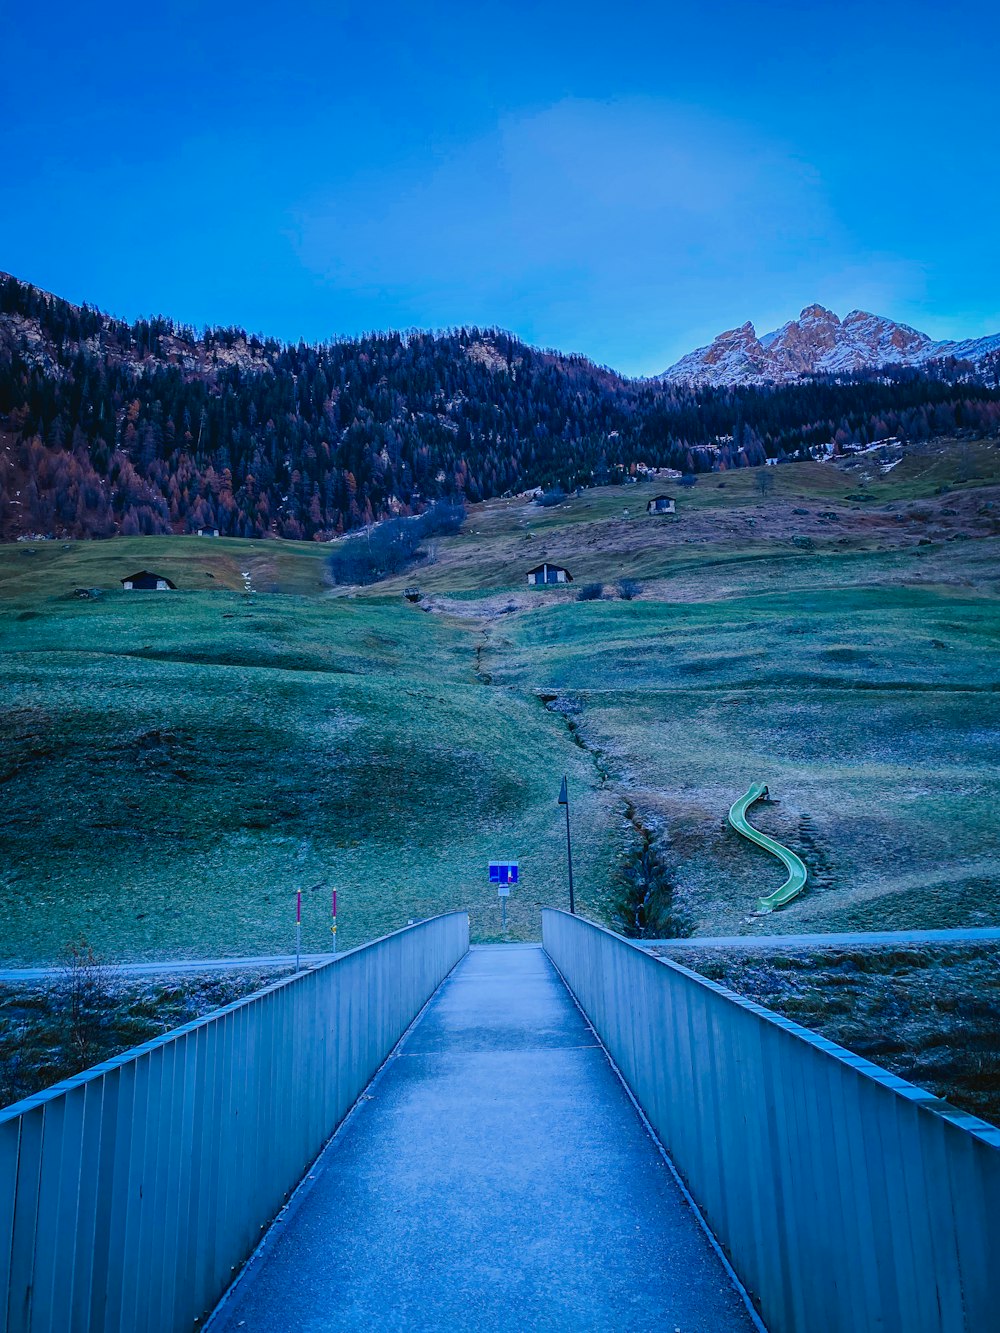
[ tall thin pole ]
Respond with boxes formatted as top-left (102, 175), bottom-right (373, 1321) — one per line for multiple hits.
top-left (564, 800), bottom-right (575, 914)
top-left (559, 774), bottom-right (576, 915)
top-left (296, 889), bottom-right (302, 971)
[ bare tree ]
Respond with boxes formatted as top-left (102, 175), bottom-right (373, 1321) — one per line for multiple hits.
top-left (59, 938), bottom-right (117, 1068)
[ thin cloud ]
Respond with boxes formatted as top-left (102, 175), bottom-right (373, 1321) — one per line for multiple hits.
top-left (292, 98), bottom-right (923, 374)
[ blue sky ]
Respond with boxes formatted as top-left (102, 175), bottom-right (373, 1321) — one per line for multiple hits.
top-left (2, 0), bottom-right (998, 375)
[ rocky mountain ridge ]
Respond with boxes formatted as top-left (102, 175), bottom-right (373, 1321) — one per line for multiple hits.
top-left (661, 305), bottom-right (1000, 386)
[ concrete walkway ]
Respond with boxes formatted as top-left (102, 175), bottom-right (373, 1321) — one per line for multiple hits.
top-left (0, 953), bottom-right (336, 982)
top-left (209, 945), bottom-right (758, 1332)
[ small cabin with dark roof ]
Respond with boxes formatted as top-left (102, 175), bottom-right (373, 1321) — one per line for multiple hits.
top-left (197, 525), bottom-right (220, 537)
top-left (121, 570), bottom-right (176, 591)
top-left (646, 495), bottom-right (676, 515)
top-left (527, 562), bottom-right (573, 586)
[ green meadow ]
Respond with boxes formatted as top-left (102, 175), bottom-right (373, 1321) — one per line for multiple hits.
top-left (486, 591), bottom-right (1000, 935)
top-left (2, 443), bottom-right (998, 962)
top-left (0, 584), bottom-right (618, 961)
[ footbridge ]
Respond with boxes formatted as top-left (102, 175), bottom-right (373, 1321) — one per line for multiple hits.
top-left (2, 912), bottom-right (998, 1333)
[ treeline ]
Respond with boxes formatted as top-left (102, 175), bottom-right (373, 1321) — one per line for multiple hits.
top-left (2, 272), bottom-right (999, 542)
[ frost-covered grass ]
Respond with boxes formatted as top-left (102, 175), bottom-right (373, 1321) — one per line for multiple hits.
top-left (2, 450), bottom-right (999, 963)
top-left (0, 592), bottom-right (619, 962)
top-left (483, 587), bottom-right (1000, 935)
top-left (0, 967), bottom-right (288, 1110)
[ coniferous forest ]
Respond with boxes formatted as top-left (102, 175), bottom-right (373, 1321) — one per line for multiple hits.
top-left (2, 271), bottom-right (999, 541)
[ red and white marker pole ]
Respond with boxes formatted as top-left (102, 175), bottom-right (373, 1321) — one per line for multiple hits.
top-left (331, 889), bottom-right (338, 952)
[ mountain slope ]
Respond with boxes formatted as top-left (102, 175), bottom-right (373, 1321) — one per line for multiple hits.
top-left (2, 272), bottom-right (1000, 542)
top-left (662, 305), bottom-right (1000, 386)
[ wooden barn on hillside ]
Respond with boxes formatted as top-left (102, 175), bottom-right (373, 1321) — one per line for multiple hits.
top-left (121, 571), bottom-right (176, 591)
top-left (527, 563), bottom-right (573, 586)
top-left (646, 495), bottom-right (676, 515)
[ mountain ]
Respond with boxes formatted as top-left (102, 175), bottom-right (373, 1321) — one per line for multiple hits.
top-left (2, 272), bottom-right (1000, 543)
top-left (0, 271), bottom-right (693, 542)
top-left (661, 305), bottom-right (1000, 386)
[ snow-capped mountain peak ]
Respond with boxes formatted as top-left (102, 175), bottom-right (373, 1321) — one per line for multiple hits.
top-left (659, 306), bottom-right (1000, 385)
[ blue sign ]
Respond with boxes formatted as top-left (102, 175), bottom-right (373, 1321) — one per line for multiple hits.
top-left (489, 862), bottom-right (519, 885)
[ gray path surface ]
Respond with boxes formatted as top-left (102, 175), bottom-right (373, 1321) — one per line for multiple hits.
top-left (209, 944), bottom-right (758, 1333)
top-left (0, 953), bottom-right (336, 982)
top-left (641, 927), bottom-right (1000, 951)
top-left (4, 927), bottom-right (994, 982)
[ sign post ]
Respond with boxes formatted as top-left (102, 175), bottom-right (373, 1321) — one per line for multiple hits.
top-left (331, 888), bottom-right (338, 952)
top-left (489, 862), bottom-right (518, 934)
top-left (295, 889), bottom-right (302, 971)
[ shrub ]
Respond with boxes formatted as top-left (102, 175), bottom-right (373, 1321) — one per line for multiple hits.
top-left (576, 582), bottom-right (604, 601)
top-left (616, 578), bottom-right (641, 601)
top-left (328, 499), bottom-right (466, 584)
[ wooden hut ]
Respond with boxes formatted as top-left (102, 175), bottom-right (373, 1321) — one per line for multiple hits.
top-left (526, 563), bottom-right (573, 586)
top-left (121, 571), bottom-right (176, 591)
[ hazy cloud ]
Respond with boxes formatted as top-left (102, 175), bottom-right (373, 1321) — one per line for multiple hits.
top-left (291, 98), bottom-right (921, 374)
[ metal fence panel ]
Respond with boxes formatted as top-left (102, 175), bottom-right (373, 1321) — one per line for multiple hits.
top-left (542, 908), bottom-right (1000, 1333)
top-left (0, 912), bottom-right (468, 1333)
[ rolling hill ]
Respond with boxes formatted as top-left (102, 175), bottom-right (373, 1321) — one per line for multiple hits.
top-left (1, 437), bottom-right (998, 963)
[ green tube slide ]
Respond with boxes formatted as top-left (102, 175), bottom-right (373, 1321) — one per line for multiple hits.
top-left (728, 782), bottom-right (808, 914)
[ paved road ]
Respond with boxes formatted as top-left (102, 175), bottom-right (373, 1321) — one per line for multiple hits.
top-left (0, 953), bottom-right (337, 983)
top-left (208, 944), bottom-right (758, 1333)
top-left (4, 927), bottom-right (995, 982)
top-left (640, 927), bottom-right (1000, 951)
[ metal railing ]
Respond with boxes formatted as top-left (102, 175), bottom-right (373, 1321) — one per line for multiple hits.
top-left (542, 908), bottom-right (1000, 1333)
top-left (1, 912), bottom-right (469, 1333)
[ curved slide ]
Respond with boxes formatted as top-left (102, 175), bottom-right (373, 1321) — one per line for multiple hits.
top-left (728, 782), bottom-right (808, 914)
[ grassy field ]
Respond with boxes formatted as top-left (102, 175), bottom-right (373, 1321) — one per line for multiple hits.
top-left (1, 440), bottom-right (998, 962)
top-left (359, 451), bottom-right (1000, 604)
top-left (483, 586), bottom-right (1000, 934)
top-left (0, 534), bottom-right (334, 600)
top-left (0, 576), bottom-right (619, 961)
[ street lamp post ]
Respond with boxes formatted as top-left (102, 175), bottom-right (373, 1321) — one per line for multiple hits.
top-left (557, 775), bottom-right (575, 914)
